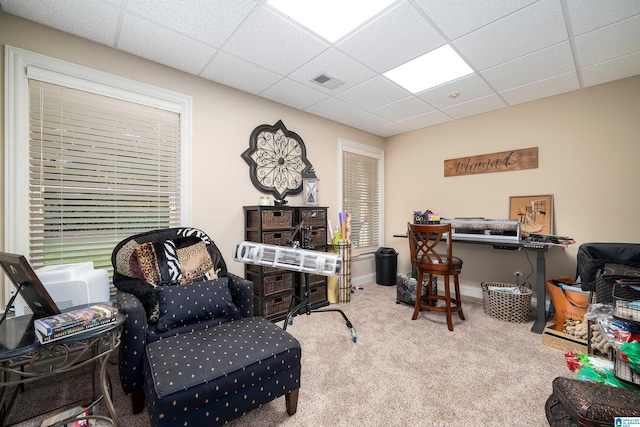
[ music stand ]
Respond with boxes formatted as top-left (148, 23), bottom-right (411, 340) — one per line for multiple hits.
top-left (0, 253), bottom-right (61, 324)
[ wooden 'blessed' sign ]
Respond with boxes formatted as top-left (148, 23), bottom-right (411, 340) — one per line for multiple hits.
top-left (444, 147), bottom-right (538, 177)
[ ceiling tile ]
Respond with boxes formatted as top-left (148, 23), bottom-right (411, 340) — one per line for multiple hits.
top-left (415, 0), bottom-right (537, 40)
top-left (454, 0), bottom-right (567, 71)
top-left (287, 48), bottom-right (376, 94)
top-left (200, 51), bottom-right (282, 95)
top-left (335, 76), bottom-right (409, 110)
top-left (566, 0), bottom-right (640, 36)
top-left (581, 51), bottom-right (640, 87)
top-left (500, 71), bottom-right (580, 105)
top-left (369, 122), bottom-right (411, 138)
top-left (260, 78), bottom-right (328, 110)
top-left (118, 14), bottom-right (217, 75)
top-left (371, 96), bottom-right (435, 121)
top-left (440, 94), bottom-right (507, 119)
top-left (125, 0), bottom-right (258, 47)
top-left (339, 112), bottom-right (392, 131)
top-left (417, 74), bottom-right (494, 109)
top-left (3, 0), bottom-right (640, 137)
top-left (304, 98), bottom-right (363, 122)
top-left (337, 1), bottom-right (445, 73)
top-left (0, 0), bottom-right (120, 46)
top-left (223, 6), bottom-right (328, 75)
top-left (574, 14), bottom-right (640, 67)
top-left (481, 41), bottom-right (576, 92)
top-left (398, 110), bottom-right (452, 130)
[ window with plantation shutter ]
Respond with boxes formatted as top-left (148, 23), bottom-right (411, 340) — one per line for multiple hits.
top-left (339, 139), bottom-right (384, 254)
top-left (5, 47), bottom-right (192, 302)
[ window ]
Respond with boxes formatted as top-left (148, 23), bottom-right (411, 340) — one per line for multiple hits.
top-left (339, 139), bottom-right (384, 255)
top-left (5, 46), bottom-right (192, 299)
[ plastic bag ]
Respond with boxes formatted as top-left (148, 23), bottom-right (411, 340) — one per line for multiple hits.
top-left (584, 303), bottom-right (613, 321)
top-left (619, 341), bottom-right (640, 372)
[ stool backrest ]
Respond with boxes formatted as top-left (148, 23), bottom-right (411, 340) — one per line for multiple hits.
top-left (407, 222), bottom-right (455, 273)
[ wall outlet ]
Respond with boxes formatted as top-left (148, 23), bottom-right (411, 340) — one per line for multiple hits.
top-left (513, 271), bottom-right (523, 277)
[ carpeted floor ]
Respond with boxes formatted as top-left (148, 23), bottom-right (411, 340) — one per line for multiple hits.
top-left (12, 283), bottom-right (570, 426)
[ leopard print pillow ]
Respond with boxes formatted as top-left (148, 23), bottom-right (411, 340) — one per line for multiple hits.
top-left (130, 240), bottom-right (184, 286)
top-left (176, 239), bottom-right (219, 283)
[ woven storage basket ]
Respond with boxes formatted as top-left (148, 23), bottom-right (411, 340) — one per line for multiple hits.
top-left (481, 281), bottom-right (532, 323)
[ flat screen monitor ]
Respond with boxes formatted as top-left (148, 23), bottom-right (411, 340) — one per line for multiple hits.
top-left (0, 252), bottom-right (60, 317)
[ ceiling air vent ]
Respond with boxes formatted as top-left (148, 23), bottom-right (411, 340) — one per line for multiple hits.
top-left (310, 73), bottom-right (345, 90)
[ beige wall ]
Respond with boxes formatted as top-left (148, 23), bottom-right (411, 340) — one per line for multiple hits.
top-left (2, 12), bottom-right (639, 304)
top-left (0, 12), bottom-right (383, 299)
top-left (385, 76), bottom-right (640, 296)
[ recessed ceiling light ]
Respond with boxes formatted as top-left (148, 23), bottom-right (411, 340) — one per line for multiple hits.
top-left (383, 45), bottom-right (473, 94)
top-left (268, 0), bottom-right (396, 43)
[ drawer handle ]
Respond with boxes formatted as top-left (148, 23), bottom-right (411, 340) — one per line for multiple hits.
top-left (274, 233), bottom-right (281, 238)
top-left (276, 275), bottom-right (283, 281)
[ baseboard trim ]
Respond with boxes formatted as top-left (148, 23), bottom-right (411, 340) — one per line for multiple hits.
top-left (353, 275), bottom-right (549, 310)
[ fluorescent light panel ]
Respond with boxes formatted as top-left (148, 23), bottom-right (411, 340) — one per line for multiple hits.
top-left (268, 0), bottom-right (396, 43)
top-left (384, 45), bottom-right (474, 93)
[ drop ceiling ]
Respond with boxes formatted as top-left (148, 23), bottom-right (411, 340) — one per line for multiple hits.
top-left (1, 0), bottom-right (639, 138)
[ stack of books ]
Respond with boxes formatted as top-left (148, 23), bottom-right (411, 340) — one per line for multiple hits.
top-left (34, 303), bottom-right (118, 344)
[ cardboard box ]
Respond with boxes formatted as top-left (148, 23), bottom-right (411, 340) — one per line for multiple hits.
top-left (542, 325), bottom-right (588, 353)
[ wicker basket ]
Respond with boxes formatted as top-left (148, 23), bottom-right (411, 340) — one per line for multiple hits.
top-left (481, 281), bottom-right (532, 323)
top-left (614, 350), bottom-right (640, 387)
top-left (612, 282), bottom-right (640, 322)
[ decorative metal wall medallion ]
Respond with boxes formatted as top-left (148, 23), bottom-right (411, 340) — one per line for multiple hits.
top-left (242, 120), bottom-right (311, 202)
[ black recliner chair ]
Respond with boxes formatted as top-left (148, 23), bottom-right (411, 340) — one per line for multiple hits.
top-left (112, 227), bottom-right (301, 427)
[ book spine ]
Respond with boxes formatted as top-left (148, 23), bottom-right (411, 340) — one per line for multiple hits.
top-left (34, 304), bottom-right (117, 337)
top-left (35, 318), bottom-right (87, 336)
top-left (37, 316), bottom-right (117, 344)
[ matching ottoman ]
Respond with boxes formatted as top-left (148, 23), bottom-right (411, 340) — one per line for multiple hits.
top-left (143, 316), bottom-right (301, 427)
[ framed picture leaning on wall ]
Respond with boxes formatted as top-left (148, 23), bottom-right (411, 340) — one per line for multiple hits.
top-left (509, 194), bottom-right (553, 235)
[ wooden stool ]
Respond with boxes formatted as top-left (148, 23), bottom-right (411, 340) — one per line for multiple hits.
top-left (407, 222), bottom-right (465, 331)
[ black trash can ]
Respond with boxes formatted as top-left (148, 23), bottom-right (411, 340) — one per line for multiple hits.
top-left (375, 247), bottom-right (398, 286)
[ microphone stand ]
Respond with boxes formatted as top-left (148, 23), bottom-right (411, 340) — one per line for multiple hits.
top-left (283, 222), bottom-right (356, 343)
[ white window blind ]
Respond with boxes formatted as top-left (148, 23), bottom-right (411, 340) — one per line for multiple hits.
top-left (28, 79), bottom-right (181, 276)
top-left (341, 143), bottom-right (383, 253)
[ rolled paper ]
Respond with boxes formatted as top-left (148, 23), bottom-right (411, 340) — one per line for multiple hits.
top-left (345, 212), bottom-right (352, 242)
top-left (339, 212), bottom-right (345, 223)
top-left (327, 276), bottom-right (339, 303)
top-left (327, 219), bottom-right (334, 245)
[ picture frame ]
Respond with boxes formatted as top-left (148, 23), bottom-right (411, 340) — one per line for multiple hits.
top-left (0, 252), bottom-right (61, 317)
top-left (509, 194), bottom-right (554, 235)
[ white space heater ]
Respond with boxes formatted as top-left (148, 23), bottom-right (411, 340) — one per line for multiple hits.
top-left (13, 261), bottom-right (110, 316)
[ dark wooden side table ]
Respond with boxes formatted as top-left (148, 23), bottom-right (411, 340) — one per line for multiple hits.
top-left (0, 308), bottom-right (125, 426)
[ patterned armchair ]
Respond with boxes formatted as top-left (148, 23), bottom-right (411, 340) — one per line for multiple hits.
top-left (112, 227), bottom-right (301, 427)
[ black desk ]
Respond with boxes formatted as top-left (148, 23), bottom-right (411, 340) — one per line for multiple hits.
top-left (0, 310), bottom-right (125, 426)
top-left (394, 233), bottom-right (564, 334)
